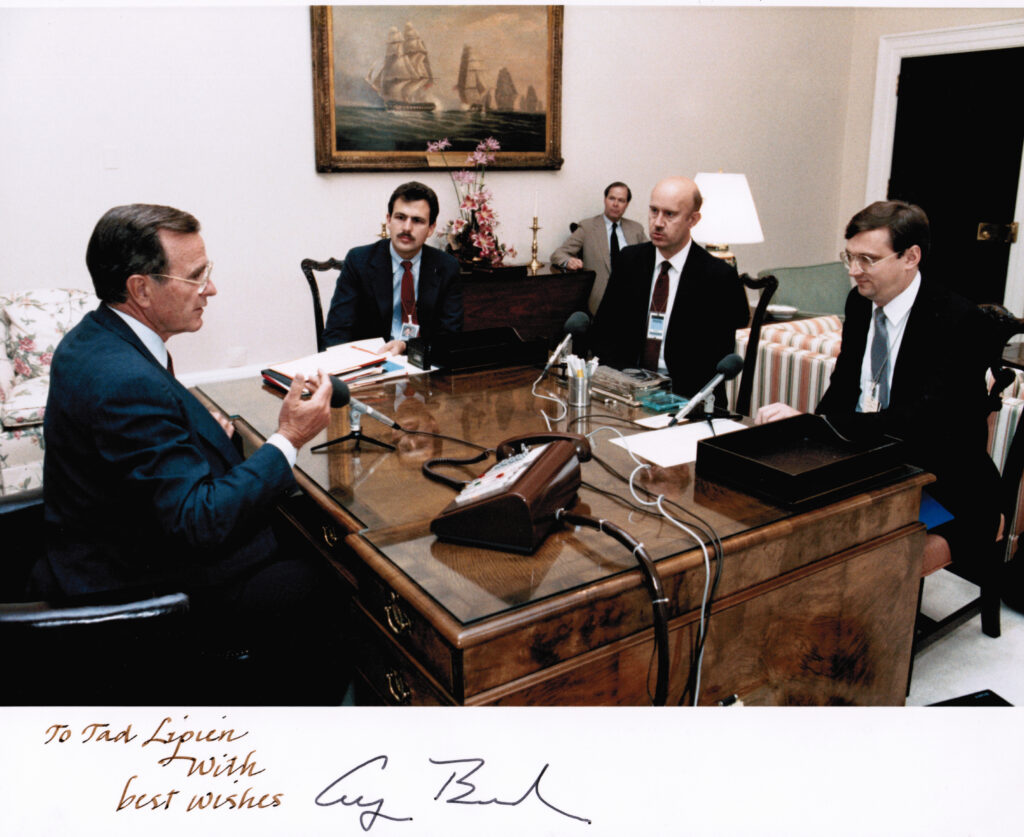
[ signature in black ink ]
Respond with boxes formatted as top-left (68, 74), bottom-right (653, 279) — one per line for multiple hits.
top-left (315, 755), bottom-right (413, 832)
top-left (430, 757), bottom-right (591, 824)
top-left (315, 754), bottom-right (591, 831)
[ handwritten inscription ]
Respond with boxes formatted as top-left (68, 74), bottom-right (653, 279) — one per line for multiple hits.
top-left (42, 715), bottom-right (282, 813)
top-left (316, 754), bottom-right (591, 831)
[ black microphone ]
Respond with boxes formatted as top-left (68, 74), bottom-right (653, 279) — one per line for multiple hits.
top-left (540, 311), bottom-right (591, 379)
top-left (329, 377), bottom-right (402, 429)
top-left (667, 353), bottom-right (744, 426)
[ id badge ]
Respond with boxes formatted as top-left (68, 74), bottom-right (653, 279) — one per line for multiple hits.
top-left (863, 383), bottom-right (881, 413)
top-left (400, 321), bottom-right (420, 340)
top-left (647, 312), bottom-right (665, 341)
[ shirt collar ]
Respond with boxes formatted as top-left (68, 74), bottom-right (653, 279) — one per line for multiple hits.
top-left (106, 303), bottom-right (168, 368)
top-left (661, 239), bottom-right (693, 276)
top-left (390, 243), bottom-right (423, 271)
top-left (876, 270), bottom-right (921, 325)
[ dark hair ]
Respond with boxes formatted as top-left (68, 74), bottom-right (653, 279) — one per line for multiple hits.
top-left (388, 181), bottom-right (440, 225)
top-left (86, 204), bottom-right (200, 303)
top-left (845, 200), bottom-right (930, 263)
top-left (604, 181), bottom-right (632, 203)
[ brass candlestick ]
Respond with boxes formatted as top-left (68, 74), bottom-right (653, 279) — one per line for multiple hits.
top-left (528, 216), bottom-right (544, 274)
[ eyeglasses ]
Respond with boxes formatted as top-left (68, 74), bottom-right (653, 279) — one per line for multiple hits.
top-left (839, 250), bottom-right (902, 271)
top-left (149, 260), bottom-right (214, 292)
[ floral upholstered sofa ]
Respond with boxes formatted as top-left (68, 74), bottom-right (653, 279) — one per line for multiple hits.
top-left (0, 289), bottom-right (92, 497)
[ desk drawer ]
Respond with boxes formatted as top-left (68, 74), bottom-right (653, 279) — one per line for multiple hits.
top-left (356, 568), bottom-right (462, 697)
top-left (351, 604), bottom-right (453, 706)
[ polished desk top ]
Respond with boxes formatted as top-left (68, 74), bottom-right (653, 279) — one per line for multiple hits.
top-left (196, 366), bottom-right (923, 629)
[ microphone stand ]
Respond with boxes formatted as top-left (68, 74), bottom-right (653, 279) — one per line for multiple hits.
top-left (312, 404), bottom-right (396, 453)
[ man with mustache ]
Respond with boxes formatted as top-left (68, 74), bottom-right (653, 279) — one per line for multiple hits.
top-left (323, 181), bottom-right (464, 354)
top-left (590, 176), bottom-right (750, 406)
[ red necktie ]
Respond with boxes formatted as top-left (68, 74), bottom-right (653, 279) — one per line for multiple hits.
top-left (642, 261), bottom-right (671, 370)
top-left (400, 260), bottom-right (417, 325)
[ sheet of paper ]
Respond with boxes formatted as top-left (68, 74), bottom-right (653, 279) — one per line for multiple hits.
top-left (610, 418), bottom-right (748, 466)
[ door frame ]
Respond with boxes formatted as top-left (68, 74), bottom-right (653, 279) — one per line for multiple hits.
top-left (866, 19), bottom-right (1024, 315)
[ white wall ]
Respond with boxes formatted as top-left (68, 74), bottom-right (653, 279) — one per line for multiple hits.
top-left (2, 5), bottom-right (1021, 379)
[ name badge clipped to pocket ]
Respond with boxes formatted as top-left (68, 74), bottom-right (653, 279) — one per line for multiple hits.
top-left (647, 312), bottom-right (666, 342)
top-left (863, 382), bottom-right (881, 413)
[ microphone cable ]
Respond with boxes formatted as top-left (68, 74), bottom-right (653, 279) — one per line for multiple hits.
top-left (555, 508), bottom-right (670, 707)
top-left (579, 426), bottom-right (725, 705)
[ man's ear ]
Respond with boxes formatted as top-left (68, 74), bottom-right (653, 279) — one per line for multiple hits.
top-left (124, 274), bottom-right (151, 307)
top-left (904, 244), bottom-right (922, 269)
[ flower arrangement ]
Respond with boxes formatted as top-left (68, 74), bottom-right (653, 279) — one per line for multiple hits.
top-left (427, 137), bottom-right (516, 267)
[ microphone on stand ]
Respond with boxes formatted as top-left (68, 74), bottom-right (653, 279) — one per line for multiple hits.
top-left (667, 353), bottom-right (744, 427)
top-left (329, 377), bottom-right (402, 430)
top-left (539, 311), bottom-right (591, 380)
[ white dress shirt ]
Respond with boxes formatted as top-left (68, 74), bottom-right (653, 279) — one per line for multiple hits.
top-left (647, 240), bottom-right (693, 373)
top-left (857, 271), bottom-right (920, 412)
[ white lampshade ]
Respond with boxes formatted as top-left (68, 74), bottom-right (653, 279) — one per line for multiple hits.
top-left (692, 172), bottom-right (764, 245)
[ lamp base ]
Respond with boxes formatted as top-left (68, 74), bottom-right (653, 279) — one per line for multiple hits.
top-left (704, 243), bottom-right (737, 268)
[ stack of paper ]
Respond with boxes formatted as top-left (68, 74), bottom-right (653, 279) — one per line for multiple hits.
top-left (261, 339), bottom-right (417, 394)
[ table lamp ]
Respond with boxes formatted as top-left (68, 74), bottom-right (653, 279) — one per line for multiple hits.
top-left (692, 172), bottom-right (764, 268)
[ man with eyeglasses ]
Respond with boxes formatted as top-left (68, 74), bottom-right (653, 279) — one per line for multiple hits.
top-left (32, 204), bottom-right (349, 702)
top-left (756, 200), bottom-right (1000, 567)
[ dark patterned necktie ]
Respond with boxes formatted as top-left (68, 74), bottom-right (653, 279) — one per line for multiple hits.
top-left (610, 222), bottom-right (620, 259)
top-left (870, 307), bottom-right (890, 408)
top-left (400, 260), bottom-right (417, 325)
top-left (642, 261), bottom-right (671, 370)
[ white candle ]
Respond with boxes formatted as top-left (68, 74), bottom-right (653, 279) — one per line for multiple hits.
top-left (533, 191), bottom-right (538, 219)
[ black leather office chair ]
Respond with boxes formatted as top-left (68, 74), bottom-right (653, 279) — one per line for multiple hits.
top-left (734, 273), bottom-right (778, 417)
top-left (913, 304), bottom-right (1024, 653)
top-left (0, 591), bottom-right (192, 704)
top-left (301, 257), bottom-right (344, 352)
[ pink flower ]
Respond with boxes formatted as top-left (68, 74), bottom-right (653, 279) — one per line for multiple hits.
top-left (14, 357), bottom-right (31, 377)
top-left (39, 352), bottom-right (53, 366)
top-left (460, 195), bottom-right (479, 212)
top-left (426, 138), bottom-right (451, 152)
top-left (475, 206), bottom-right (495, 224)
top-left (467, 150), bottom-right (495, 167)
top-left (451, 218), bottom-right (467, 235)
top-left (479, 137), bottom-right (501, 152)
top-left (452, 169), bottom-right (476, 185)
top-left (18, 337), bottom-right (35, 352)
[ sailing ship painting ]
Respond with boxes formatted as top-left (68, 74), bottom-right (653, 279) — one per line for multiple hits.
top-left (324, 6), bottom-right (556, 160)
top-left (365, 23), bottom-right (436, 112)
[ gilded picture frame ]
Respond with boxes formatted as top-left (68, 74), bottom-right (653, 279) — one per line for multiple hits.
top-left (310, 5), bottom-right (563, 171)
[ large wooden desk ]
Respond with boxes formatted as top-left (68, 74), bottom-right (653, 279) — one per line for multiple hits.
top-left (195, 366), bottom-right (926, 706)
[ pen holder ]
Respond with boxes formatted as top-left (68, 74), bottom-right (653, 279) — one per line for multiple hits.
top-left (568, 372), bottom-right (592, 408)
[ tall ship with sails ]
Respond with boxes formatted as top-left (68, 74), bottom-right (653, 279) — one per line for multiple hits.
top-left (455, 45), bottom-right (490, 112)
top-left (365, 23), bottom-right (436, 112)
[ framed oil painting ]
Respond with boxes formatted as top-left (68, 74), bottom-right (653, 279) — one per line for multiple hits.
top-left (311, 5), bottom-right (563, 171)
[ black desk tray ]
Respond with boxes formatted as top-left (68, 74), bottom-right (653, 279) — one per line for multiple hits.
top-left (695, 414), bottom-right (905, 508)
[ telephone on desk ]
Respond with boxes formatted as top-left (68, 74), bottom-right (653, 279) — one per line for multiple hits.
top-left (430, 432), bottom-right (592, 554)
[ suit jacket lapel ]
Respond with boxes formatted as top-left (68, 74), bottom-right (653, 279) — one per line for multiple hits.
top-left (370, 239), bottom-right (395, 329)
top-left (594, 216), bottom-right (611, 276)
top-left (93, 305), bottom-right (241, 466)
top-left (417, 246), bottom-right (441, 316)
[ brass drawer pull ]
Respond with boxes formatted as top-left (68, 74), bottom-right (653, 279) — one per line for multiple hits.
top-left (385, 669), bottom-right (411, 704)
top-left (384, 592), bottom-right (412, 636)
top-left (321, 524), bottom-right (338, 548)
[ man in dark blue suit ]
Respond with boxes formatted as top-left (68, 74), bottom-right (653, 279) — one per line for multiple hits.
top-left (590, 176), bottom-right (749, 406)
top-left (757, 201), bottom-right (1000, 565)
top-left (33, 204), bottom-right (346, 701)
top-left (323, 181), bottom-right (463, 353)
